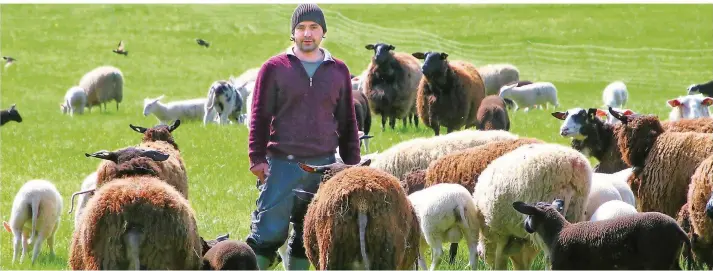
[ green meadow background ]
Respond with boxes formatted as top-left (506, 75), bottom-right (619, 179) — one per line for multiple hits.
top-left (1, 3), bottom-right (711, 270)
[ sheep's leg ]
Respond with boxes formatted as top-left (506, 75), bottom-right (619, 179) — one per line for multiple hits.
top-left (493, 238), bottom-right (509, 270)
top-left (30, 232), bottom-right (46, 265)
top-left (381, 115), bottom-right (386, 131)
top-left (47, 233), bottom-right (55, 257)
top-left (402, 116), bottom-right (407, 128)
top-left (428, 240), bottom-right (443, 271)
top-left (430, 118), bottom-right (440, 136)
top-left (12, 230), bottom-right (21, 263)
top-left (413, 113), bottom-right (419, 128)
top-left (417, 238), bottom-right (428, 270)
top-left (389, 116), bottom-right (396, 130)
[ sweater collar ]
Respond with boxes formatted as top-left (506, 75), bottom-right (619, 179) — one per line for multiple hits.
top-left (286, 45), bottom-right (334, 62)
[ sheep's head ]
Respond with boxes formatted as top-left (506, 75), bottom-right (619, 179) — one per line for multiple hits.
top-left (210, 80), bottom-right (233, 97)
top-left (365, 43), bottom-right (395, 64)
top-left (86, 147), bottom-right (169, 179)
top-left (610, 107), bottom-right (664, 168)
top-left (512, 199), bottom-right (565, 234)
top-left (498, 83), bottom-right (518, 99)
top-left (143, 95), bottom-right (164, 116)
top-left (4, 104), bottom-right (22, 123)
top-left (129, 120), bottom-right (181, 149)
top-left (60, 103), bottom-right (68, 114)
top-left (687, 84), bottom-right (701, 95)
top-left (666, 94), bottom-right (713, 120)
top-left (412, 51), bottom-right (449, 80)
top-left (551, 108), bottom-right (599, 138)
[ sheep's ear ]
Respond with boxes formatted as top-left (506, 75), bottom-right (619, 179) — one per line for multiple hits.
top-left (595, 109), bottom-right (608, 117)
top-left (168, 119), bottom-right (181, 132)
top-left (365, 44), bottom-right (375, 50)
top-left (140, 149), bottom-right (170, 162)
top-left (667, 98), bottom-right (682, 107)
top-left (440, 52), bottom-right (449, 59)
top-left (129, 124), bottom-right (148, 133)
top-left (10, 104), bottom-right (15, 110)
top-left (608, 106), bottom-right (629, 124)
top-left (551, 111), bottom-right (567, 120)
top-left (298, 162), bottom-right (328, 174)
top-left (412, 52), bottom-right (425, 59)
top-left (512, 201), bottom-right (538, 215)
top-left (702, 97), bottom-right (713, 106)
top-left (3, 221), bottom-right (11, 233)
top-left (85, 150), bottom-right (118, 162)
top-left (358, 158), bottom-right (372, 167)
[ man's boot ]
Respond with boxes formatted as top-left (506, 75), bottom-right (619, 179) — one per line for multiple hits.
top-left (286, 256), bottom-right (311, 270)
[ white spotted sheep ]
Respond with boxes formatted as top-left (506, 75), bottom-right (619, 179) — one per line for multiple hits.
top-left (362, 43), bottom-right (422, 131)
top-left (408, 183), bottom-right (480, 271)
top-left (69, 147), bottom-right (202, 270)
top-left (412, 51), bottom-right (486, 136)
top-left (60, 86), bottom-right (87, 116)
top-left (687, 79), bottom-right (713, 97)
top-left (4, 180), bottom-right (62, 265)
top-left (476, 95), bottom-right (510, 131)
top-left (0, 104), bottom-right (22, 126)
top-left (666, 94), bottom-right (713, 121)
top-left (298, 159), bottom-right (421, 270)
top-left (143, 95), bottom-right (216, 125)
top-left (513, 199), bottom-right (693, 270)
top-left (78, 65), bottom-right (124, 113)
top-left (473, 143), bottom-right (593, 270)
top-left (602, 81), bottom-right (628, 109)
top-left (204, 80), bottom-right (245, 125)
top-left (589, 199), bottom-right (638, 221)
top-left (476, 63), bottom-right (520, 96)
top-left (498, 81), bottom-right (559, 112)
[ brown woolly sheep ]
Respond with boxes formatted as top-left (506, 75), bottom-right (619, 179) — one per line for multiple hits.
top-left (513, 199), bottom-right (694, 270)
top-left (609, 108), bottom-right (713, 218)
top-left (400, 168), bottom-right (426, 195)
top-left (683, 154), bottom-right (713, 267)
top-left (476, 95), bottom-right (510, 131)
top-left (298, 159), bottom-right (421, 270)
top-left (69, 147), bottom-right (202, 270)
top-left (412, 51), bottom-right (486, 136)
top-left (200, 235), bottom-right (258, 270)
top-left (661, 116), bottom-right (713, 133)
top-left (362, 43), bottom-right (422, 131)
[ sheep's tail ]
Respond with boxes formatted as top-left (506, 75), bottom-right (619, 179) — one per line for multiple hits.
top-left (124, 225), bottom-right (143, 270)
top-left (449, 204), bottom-right (471, 264)
top-left (68, 188), bottom-right (96, 214)
top-left (358, 211), bottom-right (370, 270)
top-left (205, 87), bottom-right (217, 112)
top-left (29, 198), bottom-right (39, 243)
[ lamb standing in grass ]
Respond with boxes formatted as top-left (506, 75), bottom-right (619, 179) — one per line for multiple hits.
top-left (143, 95), bottom-right (215, 125)
top-left (79, 65), bottom-right (123, 113)
top-left (602, 81), bottom-right (628, 109)
top-left (666, 94), bottom-right (713, 121)
top-left (5, 179), bottom-right (63, 265)
top-left (60, 86), bottom-right (87, 116)
top-left (499, 81), bottom-right (559, 112)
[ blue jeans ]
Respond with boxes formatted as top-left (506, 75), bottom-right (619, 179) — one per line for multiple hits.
top-left (245, 154), bottom-right (335, 262)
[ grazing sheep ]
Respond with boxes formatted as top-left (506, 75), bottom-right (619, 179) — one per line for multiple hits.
top-left (687, 79), bottom-right (713, 96)
top-left (602, 81), bottom-right (628, 108)
top-left (4, 179), bottom-right (62, 264)
top-left (666, 94), bottom-right (713, 121)
top-left (513, 199), bottom-right (693, 270)
top-left (201, 238), bottom-right (258, 270)
top-left (70, 147), bottom-right (202, 270)
top-left (352, 88), bottom-right (372, 152)
top-left (401, 168), bottom-right (427, 195)
top-left (476, 95), bottom-right (510, 131)
top-left (362, 43), bottom-right (422, 131)
top-left (71, 172), bottom-right (97, 229)
top-left (143, 95), bottom-right (215, 125)
top-left (79, 65), bottom-right (123, 112)
top-left (609, 108), bottom-right (713, 218)
top-left (0, 104), bottom-right (22, 126)
top-left (298, 159), bottom-right (421, 270)
top-left (683, 154), bottom-right (713, 267)
top-left (473, 143), bottom-right (593, 270)
top-left (60, 86), bottom-right (87, 116)
top-left (370, 129), bottom-right (518, 180)
top-left (204, 80), bottom-right (245, 125)
top-left (499, 82), bottom-right (559, 112)
top-left (412, 51), bottom-right (485, 136)
top-left (589, 199), bottom-right (638, 221)
top-left (408, 183), bottom-right (480, 271)
top-left (476, 63), bottom-right (520, 96)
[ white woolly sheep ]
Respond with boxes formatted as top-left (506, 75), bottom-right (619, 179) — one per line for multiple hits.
top-left (589, 199), bottom-right (638, 221)
top-left (5, 179), bottom-right (63, 265)
top-left (370, 129), bottom-right (518, 180)
top-left (408, 183), bottom-right (480, 271)
top-left (204, 80), bottom-right (245, 125)
top-left (584, 175), bottom-right (623, 221)
top-left (602, 81), bottom-right (628, 109)
top-left (666, 94), bottom-right (713, 121)
top-left (143, 95), bottom-right (216, 125)
top-left (594, 167), bottom-right (636, 206)
top-left (60, 86), bottom-right (87, 116)
top-left (477, 63), bottom-right (520, 96)
top-left (498, 81), bottom-right (559, 112)
top-left (79, 65), bottom-right (124, 113)
top-left (473, 143), bottom-right (592, 270)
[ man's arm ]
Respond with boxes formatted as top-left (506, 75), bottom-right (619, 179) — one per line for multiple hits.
top-left (248, 61), bottom-right (276, 169)
top-left (335, 65), bottom-right (361, 165)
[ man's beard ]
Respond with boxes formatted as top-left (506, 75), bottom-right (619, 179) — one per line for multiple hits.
top-left (296, 40), bottom-right (319, 52)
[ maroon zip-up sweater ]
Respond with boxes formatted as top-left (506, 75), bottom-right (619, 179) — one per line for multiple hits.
top-left (248, 47), bottom-right (361, 169)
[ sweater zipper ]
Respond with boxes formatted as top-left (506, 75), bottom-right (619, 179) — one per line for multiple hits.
top-left (310, 77), bottom-right (313, 87)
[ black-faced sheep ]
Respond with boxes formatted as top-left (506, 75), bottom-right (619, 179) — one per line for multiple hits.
top-left (683, 154), bottom-right (713, 267)
top-left (362, 43), bottom-right (422, 131)
top-left (69, 147), bottom-right (202, 270)
top-left (201, 235), bottom-right (258, 270)
top-left (412, 51), bottom-right (486, 136)
top-left (1, 104), bottom-right (22, 126)
top-left (298, 159), bottom-right (421, 270)
top-left (79, 65), bottom-right (123, 112)
top-left (687, 79), bottom-right (713, 96)
top-left (513, 199), bottom-right (693, 270)
top-left (476, 95), bottom-right (510, 131)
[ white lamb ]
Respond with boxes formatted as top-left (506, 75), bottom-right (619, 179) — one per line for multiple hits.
top-left (60, 86), bottom-right (87, 116)
top-left (602, 81), bottom-right (629, 109)
top-left (408, 183), bottom-right (480, 271)
top-left (666, 94), bottom-right (713, 121)
top-left (143, 95), bottom-right (216, 125)
top-left (477, 63), bottom-right (520, 96)
top-left (584, 176), bottom-right (623, 221)
top-left (498, 82), bottom-right (559, 112)
top-left (589, 199), bottom-right (638, 221)
top-left (595, 167), bottom-right (636, 206)
top-left (3, 179), bottom-right (63, 264)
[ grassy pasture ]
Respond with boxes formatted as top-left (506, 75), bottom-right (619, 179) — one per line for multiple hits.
top-left (1, 3), bottom-right (712, 270)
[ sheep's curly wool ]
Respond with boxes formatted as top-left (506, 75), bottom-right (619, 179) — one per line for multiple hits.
top-left (400, 168), bottom-right (426, 195)
top-left (685, 154), bottom-right (713, 266)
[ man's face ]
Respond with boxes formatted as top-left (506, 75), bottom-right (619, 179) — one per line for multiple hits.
top-left (293, 21), bottom-right (323, 53)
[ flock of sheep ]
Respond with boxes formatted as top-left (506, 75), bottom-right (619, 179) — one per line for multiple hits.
top-left (3, 36), bottom-right (713, 270)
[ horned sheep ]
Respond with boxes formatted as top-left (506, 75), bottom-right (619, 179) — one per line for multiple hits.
top-left (413, 51), bottom-right (485, 136)
top-left (4, 179), bottom-right (63, 265)
top-left (362, 43), bottom-right (422, 131)
top-left (476, 95), bottom-right (510, 131)
top-left (79, 65), bottom-right (124, 112)
top-left (666, 94), bottom-right (713, 121)
top-left (513, 199), bottom-right (693, 270)
top-left (143, 95), bottom-right (216, 125)
top-left (69, 147), bottom-right (202, 270)
top-left (602, 81), bottom-right (628, 109)
top-left (499, 81), bottom-right (559, 111)
top-left (60, 86), bottom-right (87, 116)
top-left (298, 159), bottom-right (421, 270)
top-left (477, 63), bottom-right (520, 96)
top-left (0, 104), bottom-right (22, 126)
top-left (473, 143), bottom-right (593, 270)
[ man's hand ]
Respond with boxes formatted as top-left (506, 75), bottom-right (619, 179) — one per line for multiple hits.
top-left (251, 163), bottom-right (270, 184)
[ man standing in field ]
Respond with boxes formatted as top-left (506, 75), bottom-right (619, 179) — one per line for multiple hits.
top-left (245, 3), bottom-right (361, 270)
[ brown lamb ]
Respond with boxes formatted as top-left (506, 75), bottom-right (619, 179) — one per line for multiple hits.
top-left (400, 168), bottom-right (426, 195)
top-left (201, 238), bottom-right (258, 270)
top-left (476, 95), bottom-right (511, 131)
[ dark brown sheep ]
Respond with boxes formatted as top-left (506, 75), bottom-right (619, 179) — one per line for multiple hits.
top-left (476, 95), bottom-right (510, 131)
top-left (682, 154), bottom-right (713, 267)
top-left (400, 168), bottom-right (426, 195)
top-left (298, 159), bottom-right (420, 270)
top-left (0, 104), bottom-right (22, 126)
top-left (200, 237), bottom-right (258, 270)
top-left (362, 43), bottom-right (422, 131)
top-left (413, 51), bottom-right (486, 136)
top-left (513, 199), bottom-right (694, 270)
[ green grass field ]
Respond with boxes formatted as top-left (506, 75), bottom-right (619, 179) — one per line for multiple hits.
top-left (1, 3), bottom-right (712, 270)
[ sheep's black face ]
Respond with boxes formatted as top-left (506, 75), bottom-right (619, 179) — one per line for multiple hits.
top-left (552, 108), bottom-right (597, 138)
top-left (365, 43), bottom-right (395, 64)
top-left (412, 51), bottom-right (448, 79)
top-left (6, 104), bottom-right (22, 123)
top-left (85, 147), bottom-right (170, 164)
top-left (513, 199), bottom-right (565, 234)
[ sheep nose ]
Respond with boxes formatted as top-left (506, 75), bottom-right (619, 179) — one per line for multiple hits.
top-left (706, 199), bottom-right (713, 219)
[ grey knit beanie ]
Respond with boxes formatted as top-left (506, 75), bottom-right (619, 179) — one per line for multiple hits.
top-left (291, 4), bottom-right (327, 35)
